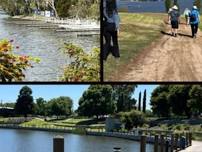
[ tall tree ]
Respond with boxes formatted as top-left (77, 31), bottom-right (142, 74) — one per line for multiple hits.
top-left (138, 92), bottom-right (141, 111)
top-left (112, 85), bottom-right (137, 112)
top-left (194, 0), bottom-right (201, 12)
top-left (173, 0), bottom-right (180, 11)
top-left (15, 86), bottom-right (34, 117)
top-left (165, 0), bottom-right (172, 12)
top-left (47, 96), bottom-right (73, 118)
top-left (35, 97), bottom-right (47, 116)
top-left (150, 85), bottom-right (170, 117)
top-left (143, 89), bottom-right (146, 113)
top-left (77, 85), bottom-right (115, 119)
top-left (167, 85), bottom-right (192, 117)
top-left (46, 0), bottom-right (58, 17)
top-left (188, 85), bottom-right (202, 117)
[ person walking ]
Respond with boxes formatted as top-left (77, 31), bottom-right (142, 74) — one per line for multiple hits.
top-left (189, 6), bottom-right (200, 38)
top-left (184, 8), bottom-right (191, 25)
top-left (168, 8), bottom-right (173, 24)
top-left (103, 0), bottom-right (120, 61)
top-left (169, 5), bottom-right (180, 37)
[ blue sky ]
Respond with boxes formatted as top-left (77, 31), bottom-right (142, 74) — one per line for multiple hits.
top-left (133, 84), bottom-right (158, 110)
top-left (0, 85), bottom-right (158, 110)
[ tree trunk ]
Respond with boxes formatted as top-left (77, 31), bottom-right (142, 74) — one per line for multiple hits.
top-left (50, 0), bottom-right (58, 18)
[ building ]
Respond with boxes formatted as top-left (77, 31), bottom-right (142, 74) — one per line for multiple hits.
top-left (0, 107), bottom-right (15, 117)
top-left (105, 117), bottom-right (122, 132)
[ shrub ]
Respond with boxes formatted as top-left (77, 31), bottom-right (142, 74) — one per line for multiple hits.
top-left (69, 0), bottom-right (99, 19)
top-left (61, 43), bottom-right (99, 82)
top-left (0, 39), bottom-right (40, 82)
top-left (119, 110), bottom-right (146, 130)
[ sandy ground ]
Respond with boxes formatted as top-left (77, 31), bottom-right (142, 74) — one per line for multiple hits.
top-left (120, 23), bottom-right (202, 81)
top-left (180, 141), bottom-right (202, 152)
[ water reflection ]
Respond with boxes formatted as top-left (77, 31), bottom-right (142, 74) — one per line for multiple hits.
top-left (0, 129), bottom-right (153, 152)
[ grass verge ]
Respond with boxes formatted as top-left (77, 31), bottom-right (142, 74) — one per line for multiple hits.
top-left (200, 16), bottom-right (202, 30)
top-left (104, 13), bottom-right (166, 81)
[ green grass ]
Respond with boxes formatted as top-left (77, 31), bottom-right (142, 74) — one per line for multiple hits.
top-left (20, 118), bottom-right (55, 127)
top-left (200, 15), bottom-right (202, 30)
top-left (55, 118), bottom-right (91, 124)
top-left (104, 13), bottom-right (166, 81)
top-left (0, 118), bottom-right (9, 123)
top-left (149, 123), bottom-right (202, 141)
top-left (19, 117), bottom-right (105, 130)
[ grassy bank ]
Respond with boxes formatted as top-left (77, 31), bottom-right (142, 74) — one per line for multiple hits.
top-left (148, 121), bottom-right (202, 141)
top-left (19, 117), bottom-right (105, 131)
top-left (104, 13), bottom-right (166, 81)
top-left (200, 15), bottom-right (202, 30)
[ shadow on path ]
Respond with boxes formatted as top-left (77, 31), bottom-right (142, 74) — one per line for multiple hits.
top-left (178, 33), bottom-right (193, 38)
top-left (160, 31), bottom-right (172, 36)
top-left (161, 31), bottom-right (193, 38)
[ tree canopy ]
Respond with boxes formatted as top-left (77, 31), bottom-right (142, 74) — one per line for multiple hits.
top-left (15, 86), bottom-right (34, 117)
top-left (150, 85), bottom-right (202, 118)
top-left (47, 96), bottom-right (73, 117)
top-left (77, 85), bottom-right (115, 118)
top-left (112, 85), bottom-right (137, 112)
top-left (0, 0), bottom-right (99, 19)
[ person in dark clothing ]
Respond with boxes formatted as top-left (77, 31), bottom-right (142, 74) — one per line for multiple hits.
top-left (103, 0), bottom-right (120, 61)
top-left (189, 6), bottom-right (200, 38)
top-left (169, 5), bottom-right (180, 37)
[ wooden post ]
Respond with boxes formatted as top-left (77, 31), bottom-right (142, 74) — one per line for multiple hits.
top-left (189, 132), bottom-right (192, 146)
top-left (185, 132), bottom-right (189, 147)
top-left (175, 134), bottom-right (179, 151)
top-left (113, 147), bottom-right (121, 152)
top-left (140, 135), bottom-right (146, 152)
top-left (165, 140), bottom-right (169, 152)
top-left (170, 134), bottom-right (174, 152)
top-left (179, 133), bottom-right (182, 150)
top-left (154, 135), bottom-right (158, 152)
top-left (160, 135), bottom-right (164, 152)
top-left (53, 136), bottom-right (64, 152)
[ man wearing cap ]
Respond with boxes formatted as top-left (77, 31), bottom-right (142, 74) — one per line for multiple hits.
top-left (189, 6), bottom-right (200, 38)
top-left (169, 5), bottom-right (180, 37)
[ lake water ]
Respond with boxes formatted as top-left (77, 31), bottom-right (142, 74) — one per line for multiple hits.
top-left (0, 13), bottom-right (99, 81)
top-left (119, 0), bottom-right (195, 14)
top-left (0, 129), bottom-right (154, 152)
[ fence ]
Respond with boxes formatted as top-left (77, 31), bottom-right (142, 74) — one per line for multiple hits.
top-left (52, 133), bottom-right (192, 152)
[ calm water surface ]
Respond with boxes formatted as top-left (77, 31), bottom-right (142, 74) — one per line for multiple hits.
top-left (0, 129), bottom-right (154, 152)
top-left (0, 13), bottom-right (99, 81)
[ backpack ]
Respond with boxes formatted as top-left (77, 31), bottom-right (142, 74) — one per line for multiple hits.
top-left (190, 11), bottom-right (197, 22)
top-left (170, 11), bottom-right (179, 21)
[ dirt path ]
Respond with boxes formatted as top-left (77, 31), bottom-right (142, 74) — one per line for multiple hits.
top-left (121, 23), bottom-right (202, 81)
top-left (180, 141), bottom-right (202, 152)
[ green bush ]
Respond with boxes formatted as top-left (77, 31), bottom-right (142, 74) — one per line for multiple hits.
top-left (68, 0), bottom-right (99, 19)
top-left (119, 110), bottom-right (146, 130)
top-left (61, 43), bottom-right (99, 82)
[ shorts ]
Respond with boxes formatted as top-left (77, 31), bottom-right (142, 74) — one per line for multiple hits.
top-left (171, 20), bottom-right (179, 29)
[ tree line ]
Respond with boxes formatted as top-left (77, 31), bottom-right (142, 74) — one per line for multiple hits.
top-left (151, 85), bottom-right (202, 118)
top-left (0, 0), bottom-right (99, 19)
top-left (1, 86), bottom-right (73, 118)
top-left (1, 85), bottom-right (139, 119)
top-left (2, 85), bottom-right (201, 120)
top-left (77, 85), bottom-right (139, 118)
